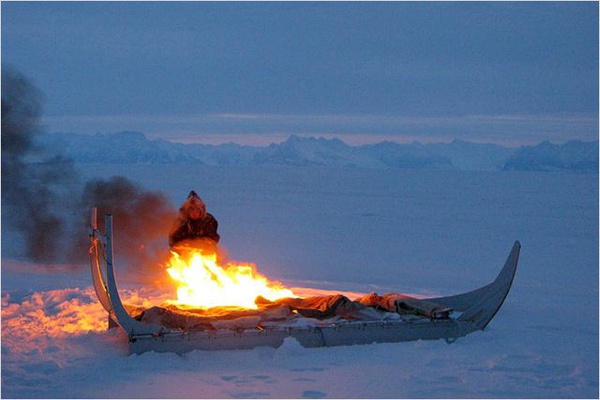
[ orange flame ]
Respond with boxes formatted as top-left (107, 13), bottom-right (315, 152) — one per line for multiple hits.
top-left (166, 249), bottom-right (295, 309)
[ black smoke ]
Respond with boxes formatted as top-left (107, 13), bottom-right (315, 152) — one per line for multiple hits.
top-left (79, 176), bottom-right (175, 272)
top-left (1, 68), bottom-right (80, 262)
top-left (2, 67), bottom-right (176, 271)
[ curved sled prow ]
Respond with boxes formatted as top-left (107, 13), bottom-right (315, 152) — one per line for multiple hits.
top-left (89, 209), bottom-right (164, 336)
top-left (431, 241), bottom-right (521, 330)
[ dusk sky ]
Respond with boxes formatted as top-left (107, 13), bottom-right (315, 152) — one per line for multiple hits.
top-left (2, 1), bottom-right (598, 146)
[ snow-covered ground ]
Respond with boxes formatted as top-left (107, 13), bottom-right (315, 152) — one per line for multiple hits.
top-left (2, 165), bottom-right (598, 398)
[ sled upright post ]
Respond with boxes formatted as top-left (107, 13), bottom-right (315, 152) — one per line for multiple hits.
top-left (90, 207), bottom-right (98, 230)
top-left (89, 209), bottom-right (164, 337)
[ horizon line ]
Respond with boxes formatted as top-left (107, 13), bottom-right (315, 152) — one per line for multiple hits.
top-left (41, 111), bottom-right (598, 148)
top-left (44, 130), bottom-right (599, 149)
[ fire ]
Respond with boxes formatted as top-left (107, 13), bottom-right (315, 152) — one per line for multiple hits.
top-left (166, 249), bottom-right (295, 309)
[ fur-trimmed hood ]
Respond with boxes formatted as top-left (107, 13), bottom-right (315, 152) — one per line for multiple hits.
top-left (179, 190), bottom-right (207, 219)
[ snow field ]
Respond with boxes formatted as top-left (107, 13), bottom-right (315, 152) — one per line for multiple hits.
top-left (2, 166), bottom-right (598, 398)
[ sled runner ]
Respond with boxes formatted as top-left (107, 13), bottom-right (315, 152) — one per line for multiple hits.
top-left (89, 209), bottom-right (520, 354)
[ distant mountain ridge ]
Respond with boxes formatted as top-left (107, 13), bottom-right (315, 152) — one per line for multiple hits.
top-left (37, 131), bottom-right (598, 171)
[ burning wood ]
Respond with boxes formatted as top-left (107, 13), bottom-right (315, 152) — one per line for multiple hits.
top-left (165, 246), bottom-right (296, 310)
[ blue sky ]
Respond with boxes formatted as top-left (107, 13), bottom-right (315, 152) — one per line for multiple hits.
top-left (2, 1), bottom-right (598, 146)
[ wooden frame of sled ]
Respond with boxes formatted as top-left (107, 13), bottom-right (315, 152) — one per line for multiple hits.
top-left (89, 208), bottom-right (520, 354)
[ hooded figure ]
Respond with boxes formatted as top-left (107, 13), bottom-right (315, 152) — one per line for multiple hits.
top-left (168, 190), bottom-right (220, 247)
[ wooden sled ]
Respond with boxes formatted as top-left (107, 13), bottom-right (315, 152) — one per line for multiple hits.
top-left (89, 209), bottom-right (520, 354)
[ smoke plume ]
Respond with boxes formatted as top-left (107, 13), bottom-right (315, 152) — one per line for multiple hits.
top-left (1, 68), bottom-right (80, 262)
top-left (79, 176), bottom-right (175, 272)
top-left (2, 67), bottom-right (176, 271)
